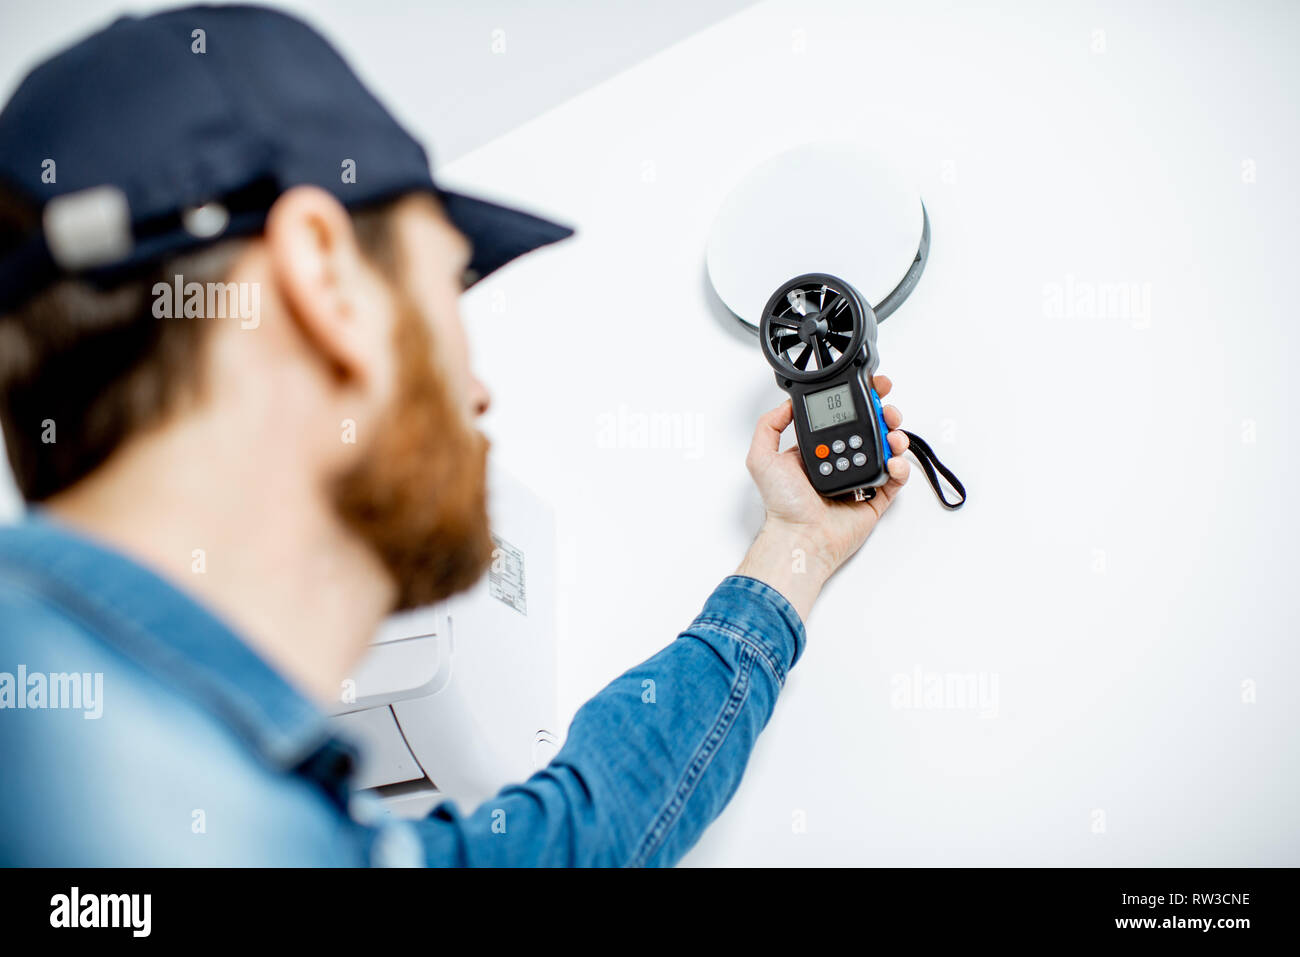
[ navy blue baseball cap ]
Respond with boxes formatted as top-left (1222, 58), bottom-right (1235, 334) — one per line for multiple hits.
top-left (0, 4), bottom-right (574, 311)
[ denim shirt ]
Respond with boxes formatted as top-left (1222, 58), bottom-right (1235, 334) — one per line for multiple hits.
top-left (0, 513), bottom-right (805, 866)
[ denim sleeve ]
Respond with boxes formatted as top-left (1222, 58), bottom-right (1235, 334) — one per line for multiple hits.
top-left (409, 575), bottom-right (806, 867)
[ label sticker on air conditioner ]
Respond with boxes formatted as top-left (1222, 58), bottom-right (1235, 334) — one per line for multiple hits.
top-left (489, 534), bottom-right (527, 615)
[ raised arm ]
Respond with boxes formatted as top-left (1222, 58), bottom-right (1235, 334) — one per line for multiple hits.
top-left (412, 383), bottom-right (911, 866)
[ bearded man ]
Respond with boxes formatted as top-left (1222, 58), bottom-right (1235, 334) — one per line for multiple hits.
top-left (0, 6), bottom-right (910, 866)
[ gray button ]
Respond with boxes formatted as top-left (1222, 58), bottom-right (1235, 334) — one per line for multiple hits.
top-left (848, 434), bottom-right (863, 449)
top-left (835, 457), bottom-right (850, 471)
top-left (819, 461), bottom-right (834, 476)
top-left (831, 439), bottom-right (846, 454)
top-left (852, 452), bottom-right (867, 467)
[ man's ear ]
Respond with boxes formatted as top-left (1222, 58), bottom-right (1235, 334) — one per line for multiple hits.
top-left (263, 185), bottom-right (382, 384)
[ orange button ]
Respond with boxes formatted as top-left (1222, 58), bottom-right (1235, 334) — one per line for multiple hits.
top-left (814, 444), bottom-right (830, 459)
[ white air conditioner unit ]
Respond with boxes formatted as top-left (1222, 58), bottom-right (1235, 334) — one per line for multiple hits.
top-left (327, 465), bottom-right (559, 819)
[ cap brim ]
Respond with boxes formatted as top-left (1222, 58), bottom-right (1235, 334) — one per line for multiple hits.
top-left (437, 190), bottom-right (574, 286)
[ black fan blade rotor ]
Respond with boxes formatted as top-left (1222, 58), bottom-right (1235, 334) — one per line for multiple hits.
top-left (827, 297), bottom-right (857, 331)
top-left (768, 314), bottom-right (801, 329)
top-left (817, 294), bottom-right (842, 320)
top-left (772, 333), bottom-right (800, 355)
top-left (826, 331), bottom-right (853, 352)
top-left (793, 343), bottom-right (813, 370)
top-left (815, 336), bottom-right (834, 369)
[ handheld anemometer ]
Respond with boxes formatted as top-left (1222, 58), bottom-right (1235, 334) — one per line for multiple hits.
top-left (759, 272), bottom-right (966, 509)
top-left (704, 142), bottom-right (966, 509)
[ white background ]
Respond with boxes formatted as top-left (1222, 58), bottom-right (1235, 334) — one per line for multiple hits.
top-left (448, 0), bottom-right (1300, 866)
top-left (0, 0), bottom-right (754, 163)
top-left (3, 0), bottom-right (1297, 865)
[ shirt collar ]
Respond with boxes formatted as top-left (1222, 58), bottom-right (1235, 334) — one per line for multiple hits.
top-left (0, 509), bottom-right (341, 772)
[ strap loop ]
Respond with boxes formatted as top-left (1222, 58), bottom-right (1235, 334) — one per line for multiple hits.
top-left (900, 430), bottom-right (966, 510)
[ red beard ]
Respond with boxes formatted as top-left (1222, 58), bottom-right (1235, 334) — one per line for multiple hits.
top-left (330, 290), bottom-right (493, 611)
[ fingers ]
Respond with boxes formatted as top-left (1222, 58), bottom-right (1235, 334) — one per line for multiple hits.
top-left (877, 375), bottom-right (902, 431)
top-left (863, 455), bottom-right (910, 518)
top-left (747, 400), bottom-right (793, 466)
top-left (852, 436), bottom-right (911, 518)
top-left (884, 431), bottom-right (911, 487)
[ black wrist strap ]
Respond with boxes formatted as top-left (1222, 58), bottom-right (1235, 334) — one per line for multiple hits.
top-left (900, 430), bottom-right (966, 509)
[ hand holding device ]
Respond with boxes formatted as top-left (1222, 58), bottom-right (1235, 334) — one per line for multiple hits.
top-left (760, 273), bottom-right (965, 509)
top-left (737, 388), bottom-right (910, 622)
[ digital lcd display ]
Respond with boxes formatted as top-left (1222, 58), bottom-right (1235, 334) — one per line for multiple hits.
top-left (804, 383), bottom-right (857, 431)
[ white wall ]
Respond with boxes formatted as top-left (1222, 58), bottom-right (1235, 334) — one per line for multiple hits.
top-left (446, 0), bottom-right (1300, 865)
top-left (0, 0), bottom-right (757, 163)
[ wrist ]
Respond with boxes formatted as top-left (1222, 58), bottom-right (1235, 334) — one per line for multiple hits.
top-left (735, 521), bottom-right (833, 622)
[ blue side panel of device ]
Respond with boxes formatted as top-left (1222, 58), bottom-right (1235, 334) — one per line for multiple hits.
top-left (870, 387), bottom-right (891, 464)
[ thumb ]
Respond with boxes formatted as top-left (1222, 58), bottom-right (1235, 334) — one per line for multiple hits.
top-left (750, 401), bottom-right (793, 455)
top-left (746, 401), bottom-right (793, 473)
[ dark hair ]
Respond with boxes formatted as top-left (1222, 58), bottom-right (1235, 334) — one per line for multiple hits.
top-left (0, 189), bottom-right (398, 501)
